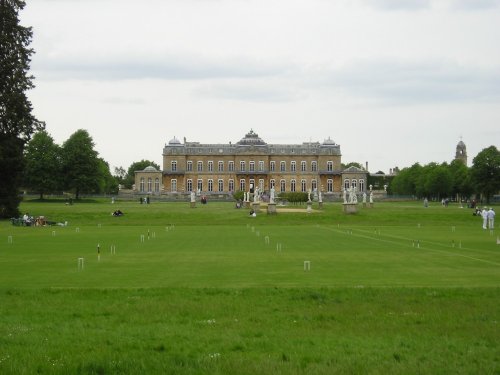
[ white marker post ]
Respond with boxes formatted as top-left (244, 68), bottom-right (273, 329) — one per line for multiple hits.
top-left (265, 236), bottom-right (270, 245)
top-left (304, 261), bottom-right (311, 271)
top-left (110, 245), bottom-right (116, 254)
top-left (140, 235), bottom-right (145, 243)
top-left (78, 257), bottom-right (84, 271)
top-left (97, 243), bottom-right (101, 262)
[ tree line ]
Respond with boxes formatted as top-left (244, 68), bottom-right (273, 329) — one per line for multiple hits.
top-left (389, 146), bottom-right (500, 203)
top-left (22, 129), bottom-right (160, 200)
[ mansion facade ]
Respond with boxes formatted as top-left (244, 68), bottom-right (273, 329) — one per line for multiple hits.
top-left (134, 130), bottom-right (368, 197)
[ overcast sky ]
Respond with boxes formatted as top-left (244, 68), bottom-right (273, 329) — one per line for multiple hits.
top-left (21, 0), bottom-right (500, 173)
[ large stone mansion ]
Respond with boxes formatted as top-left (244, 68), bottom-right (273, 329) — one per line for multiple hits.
top-left (134, 130), bottom-right (368, 197)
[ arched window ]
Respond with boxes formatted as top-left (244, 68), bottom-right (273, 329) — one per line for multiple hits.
top-left (218, 179), bottom-right (224, 192)
top-left (140, 178), bottom-right (145, 192)
top-left (352, 179), bottom-right (357, 190)
top-left (359, 179), bottom-right (365, 192)
top-left (270, 179), bottom-right (275, 189)
top-left (208, 179), bottom-right (214, 192)
top-left (171, 179), bottom-right (177, 192)
top-left (301, 179), bottom-right (307, 192)
top-left (187, 179), bottom-right (193, 192)
top-left (155, 178), bottom-right (160, 192)
top-left (344, 179), bottom-right (350, 190)
top-left (327, 179), bottom-right (333, 192)
top-left (147, 178), bottom-right (152, 192)
top-left (290, 179), bottom-right (296, 192)
top-left (228, 179), bottom-right (234, 192)
top-left (311, 179), bottom-right (317, 192)
top-left (240, 179), bottom-right (246, 192)
top-left (280, 179), bottom-right (286, 192)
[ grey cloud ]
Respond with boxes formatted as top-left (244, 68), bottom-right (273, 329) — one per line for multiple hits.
top-left (362, 0), bottom-right (431, 11)
top-left (450, 0), bottom-right (500, 10)
top-left (102, 97), bottom-right (146, 105)
top-left (32, 55), bottom-right (290, 81)
top-left (194, 81), bottom-right (305, 103)
top-left (315, 60), bottom-right (500, 104)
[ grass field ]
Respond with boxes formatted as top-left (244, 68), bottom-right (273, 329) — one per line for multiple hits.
top-left (1, 199), bottom-right (499, 374)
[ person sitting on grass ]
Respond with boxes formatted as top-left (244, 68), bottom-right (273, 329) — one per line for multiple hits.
top-left (22, 212), bottom-right (33, 226)
top-left (112, 210), bottom-right (124, 217)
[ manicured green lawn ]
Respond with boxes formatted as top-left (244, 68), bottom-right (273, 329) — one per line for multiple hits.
top-left (0, 199), bottom-right (499, 374)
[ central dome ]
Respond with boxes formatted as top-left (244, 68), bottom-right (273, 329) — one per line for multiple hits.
top-left (237, 129), bottom-right (266, 145)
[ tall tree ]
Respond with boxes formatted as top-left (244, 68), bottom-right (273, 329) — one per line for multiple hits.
top-left (470, 146), bottom-right (500, 203)
top-left (449, 159), bottom-right (473, 201)
top-left (391, 165), bottom-right (420, 196)
top-left (96, 158), bottom-right (118, 195)
top-left (0, 0), bottom-right (44, 217)
top-left (23, 130), bottom-right (61, 199)
top-left (61, 129), bottom-right (100, 199)
top-left (425, 164), bottom-right (453, 200)
top-left (113, 166), bottom-right (127, 187)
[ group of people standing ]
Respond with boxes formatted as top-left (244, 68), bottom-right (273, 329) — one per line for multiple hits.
top-left (480, 207), bottom-right (496, 230)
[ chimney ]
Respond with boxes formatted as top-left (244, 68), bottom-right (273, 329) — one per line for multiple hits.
top-left (365, 162), bottom-right (369, 171)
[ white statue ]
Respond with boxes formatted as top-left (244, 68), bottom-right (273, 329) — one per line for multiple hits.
top-left (349, 186), bottom-right (358, 204)
top-left (343, 189), bottom-right (347, 204)
top-left (384, 184), bottom-right (388, 192)
top-left (270, 187), bottom-right (275, 204)
top-left (308, 189), bottom-right (312, 202)
top-left (369, 191), bottom-right (373, 204)
top-left (318, 190), bottom-right (322, 203)
top-left (190, 191), bottom-right (196, 203)
top-left (254, 187), bottom-right (259, 203)
top-left (363, 192), bottom-right (367, 203)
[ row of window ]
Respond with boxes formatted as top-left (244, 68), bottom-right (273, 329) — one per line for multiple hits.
top-left (343, 179), bottom-right (366, 191)
top-left (162, 178), bottom-right (337, 193)
top-left (140, 176), bottom-right (364, 193)
top-left (139, 177), bottom-right (161, 193)
top-left (172, 160), bottom-right (336, 172)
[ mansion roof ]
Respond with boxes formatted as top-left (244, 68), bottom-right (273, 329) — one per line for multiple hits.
top-left (164, 130), bottom-right (341, 156)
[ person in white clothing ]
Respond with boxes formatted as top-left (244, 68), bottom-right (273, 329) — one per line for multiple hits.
top-left (487, 208), bottom-right (495, 229)
top-left (481, 207), bottom-right (488, 229)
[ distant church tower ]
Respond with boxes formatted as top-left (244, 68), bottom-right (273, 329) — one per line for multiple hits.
top-left (455, 138), bottom-right (467, 165)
